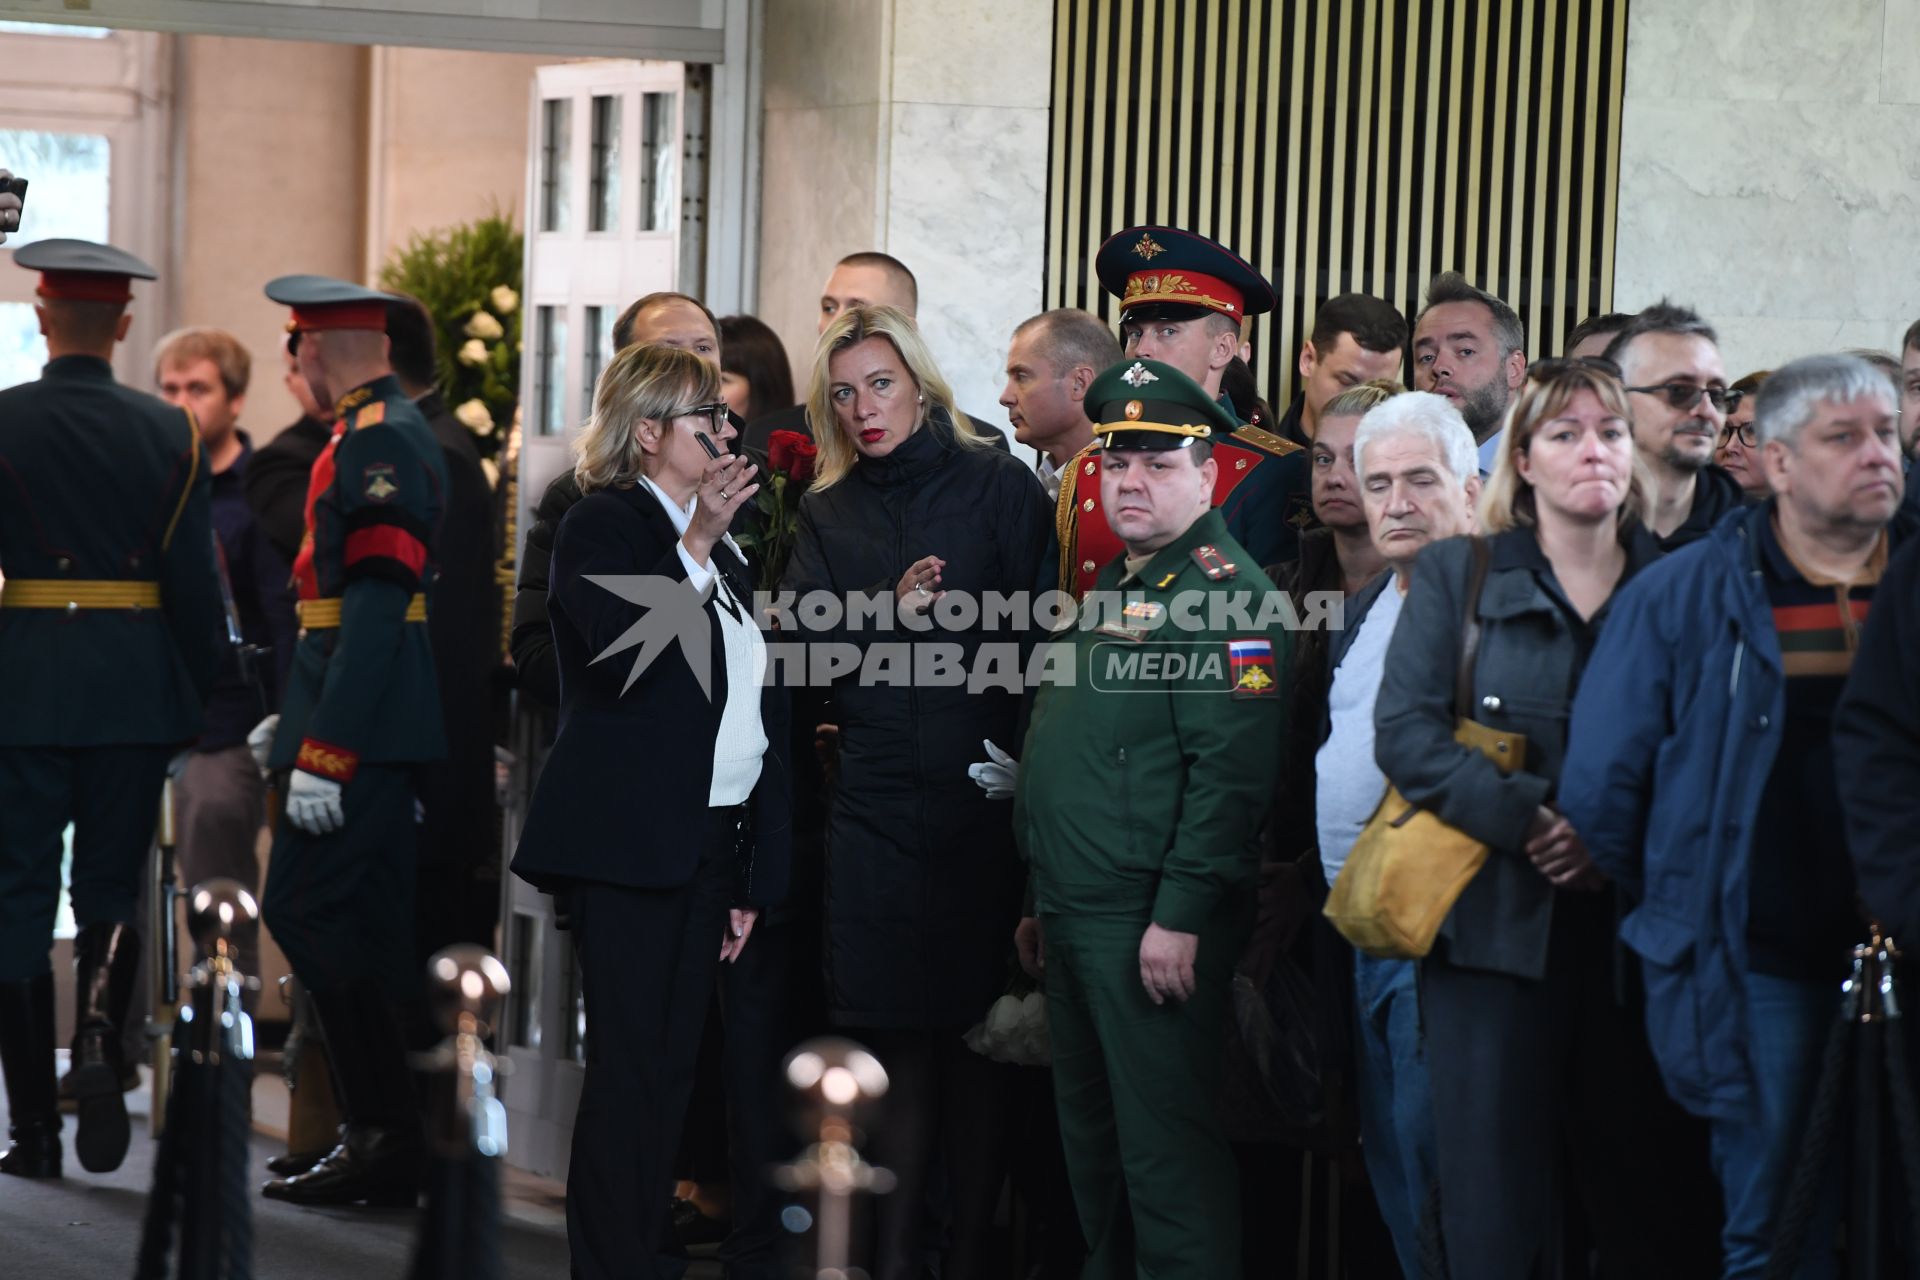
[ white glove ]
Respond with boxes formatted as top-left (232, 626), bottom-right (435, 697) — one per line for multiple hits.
top-left (967, 739), bottom-right (1018, 800)
top-left (246, 714), bottom-right (279, 778)
top-left (285, 770), bottom-right (345, 835)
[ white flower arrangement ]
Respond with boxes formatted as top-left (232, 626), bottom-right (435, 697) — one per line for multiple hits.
top-left (963, 990), bottom-right (1049, 1066)
top-left (489, 285), bottom-right (519, 316)
top-left (457, 338), bottom-right (490, 368)
top-left (454, 398), bottom-right (495, 436)
top-left (464, 310), bottom-right (505, 341)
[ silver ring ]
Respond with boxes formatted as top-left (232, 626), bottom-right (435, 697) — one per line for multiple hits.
top-left (720, 489), bottom-right (731, 500)
top-left (916, 582), bottom-right (931, 596)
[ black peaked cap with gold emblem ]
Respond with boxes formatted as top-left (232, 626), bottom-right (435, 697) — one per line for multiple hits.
top-left (1095, 225), bottom-right (1277, 324)
top-left (1090, 359), bottom-right (1241, 451)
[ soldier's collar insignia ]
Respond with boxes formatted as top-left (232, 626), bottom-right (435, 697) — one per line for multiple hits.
top-left (1191, 544), bottom-right (1236, 580)
top-left (1156, 572), bottom-right (1177, 589)
top-left (1133, 232), bottom-right (1166, 261)
top-left (1120, 362), bottom-right (1159, 388)
top-left (353, 401), bottom-right (387, 431)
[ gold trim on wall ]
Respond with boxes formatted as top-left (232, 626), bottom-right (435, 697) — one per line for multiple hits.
top-left (1045, 0), bottom-right (1630, 407)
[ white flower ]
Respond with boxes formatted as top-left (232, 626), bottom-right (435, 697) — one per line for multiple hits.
top-left (480, 457), bottom-right (500, 489)
top-left (457, 338), bottom-right (489, 367)
top-left (490, 285), bottom-right (519, 316)
top-left (464, 311), bottom-right (505, 341)
top-left (454, 398), bottom-right (495, 436)
top-left (984, 993), bottom-right (1024, 1040)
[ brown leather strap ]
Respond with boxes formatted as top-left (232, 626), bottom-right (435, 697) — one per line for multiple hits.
top-left (1454, 535), bottom-right (1492, 722)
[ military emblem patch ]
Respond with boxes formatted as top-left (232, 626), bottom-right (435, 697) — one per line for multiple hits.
top-left (1227, 638), bottom-right (1276, 698)
top-left (1133, 232), bottom-right (1166, 261)
top-left (362, 463), bottom-right (399, 503)
top-left (1191, 544), bottom-right (1236, 580)
top-left (1120, 362), bottom-right (1159, 388)
top-left (1124, 400), bottom-right (1143, 420)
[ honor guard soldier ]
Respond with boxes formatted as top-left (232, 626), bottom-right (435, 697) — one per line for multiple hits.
top-left (1014, 358), bottom-right (1287, 1278)
top-left (1053, 226), bottom-right (1306, 597)
top-left (0, 240), bottom-right (225, 1180)
top-left (253, 275), bottom-right (448, 1207)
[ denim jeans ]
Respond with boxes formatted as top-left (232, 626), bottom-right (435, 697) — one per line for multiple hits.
top-left (1354, 951), bottom-right (1437, 1277)
top-left (1709, 971), bottom-right (1846, 1280)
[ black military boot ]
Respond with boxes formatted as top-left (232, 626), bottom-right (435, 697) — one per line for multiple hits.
top-left (68, 922), bottom-right (137, 1173)
top-left (262, 981), bottom-right (423, 1208)
top-left (0, 973), bottom-right (63, 1178)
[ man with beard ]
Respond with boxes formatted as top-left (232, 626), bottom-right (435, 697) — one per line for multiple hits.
top-left (1604, 302), bottom-right (1745, 550)
top-left (1411, 272), bottom-right (1528, 474)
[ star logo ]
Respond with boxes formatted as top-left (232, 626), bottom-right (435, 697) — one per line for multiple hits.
top-left (1133, 232), bottom-right (1166, 261)
top-left (584, 574), bottom-right (718, 699)
top-left (1120, 362), bottom-right (1159, 388)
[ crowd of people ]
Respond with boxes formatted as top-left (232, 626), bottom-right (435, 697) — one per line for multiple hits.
top-left (3, 165), bottom-right (1920, 1280)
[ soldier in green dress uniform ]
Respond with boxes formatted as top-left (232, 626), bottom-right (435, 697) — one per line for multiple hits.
top-left (253, 275), bottom-right (448, 1208)
top-left (1014, 359), bottom-right (1288, 1277)
top-left (0, 240), bottom-right (225, 1180)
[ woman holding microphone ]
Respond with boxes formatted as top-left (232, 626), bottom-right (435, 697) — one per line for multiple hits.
top-left (511, 343), bottom-right (790, 1280)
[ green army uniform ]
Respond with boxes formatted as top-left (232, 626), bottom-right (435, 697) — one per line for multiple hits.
top-left (1014, 360), bottom-right (1289, 1278)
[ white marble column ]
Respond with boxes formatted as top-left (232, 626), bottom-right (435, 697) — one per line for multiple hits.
top-left (756, 0), bottom-right (1051, 437)
top-left (1614, 0), bottom-right (1920, 374)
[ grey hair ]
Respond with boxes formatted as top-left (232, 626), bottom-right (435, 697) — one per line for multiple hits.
top-left (1754, 353), bottom-right (1899, 448)
top-left (1353, 390), bottom-right (1479, 490)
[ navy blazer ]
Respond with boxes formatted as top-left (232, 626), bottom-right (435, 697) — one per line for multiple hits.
top-left (509, 481), bottom-right (791, 906)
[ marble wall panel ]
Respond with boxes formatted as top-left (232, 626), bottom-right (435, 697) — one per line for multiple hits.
top-left (885, 100), bottom-right (1048, 433)
top-left (1884, 0), bottom-right (1920, 103)
top-left (1615, 2), bottom-right (1920, 384)
top-left (892, 0), bottom-right (1051, 110)
top-left (1624, 0), bottom-right (1884, 102)
top-left (757, 101), bottom-right (885, 393)
top-left (762, 0), bottom-right (888, 113)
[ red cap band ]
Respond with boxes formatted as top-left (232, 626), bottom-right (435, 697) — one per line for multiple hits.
top-left (1119, 268), bottom-right (1246, 317)
top-left (37, 271), bottom-right (133, 304)
top-left (288, 301), bottom-right (388, 333)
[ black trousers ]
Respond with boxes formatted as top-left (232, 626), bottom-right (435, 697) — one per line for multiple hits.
top-left (261, 763), bottom-right (418, 998)
top-left (1423, 891), bottom-right (1721, 1279)
top-left (0, 745), bottom-right (170, 980)
top-left (568, 820), bottom-right (736, 1280)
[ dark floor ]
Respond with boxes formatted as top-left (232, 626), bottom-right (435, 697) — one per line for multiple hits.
top-left (0, 1056), bottom-right (682, 1279)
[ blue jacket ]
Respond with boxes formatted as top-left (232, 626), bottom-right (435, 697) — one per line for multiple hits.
top-left (1560, 500), bottom-right (1908, 1121)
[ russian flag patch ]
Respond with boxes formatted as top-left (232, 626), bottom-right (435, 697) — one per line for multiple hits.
top-left (1227, 637), bottom-right (1276, 698)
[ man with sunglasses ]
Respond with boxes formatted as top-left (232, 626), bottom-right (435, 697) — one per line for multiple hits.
top-left (1603, 301), bottom-right (1745, 550)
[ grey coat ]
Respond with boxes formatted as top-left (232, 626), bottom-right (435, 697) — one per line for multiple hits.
top-left (1372, 528), bottom-right (1658, 979)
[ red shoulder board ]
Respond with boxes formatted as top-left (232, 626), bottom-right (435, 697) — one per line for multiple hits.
top-left (1191, 544), bottom-right (1236, 580)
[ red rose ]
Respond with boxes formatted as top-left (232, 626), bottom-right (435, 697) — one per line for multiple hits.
top-left (768, 429), bottom-right (818, 485)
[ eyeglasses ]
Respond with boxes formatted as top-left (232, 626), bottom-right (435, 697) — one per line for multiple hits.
top-left (1718, 422), bottom-right (1757, 448)
top-left (674, 402), bottom-right (729, 432)
top-left (1625, 380), bottom-right (1741, 413)
top-left (1527, 355), bottom-right (1621, 381)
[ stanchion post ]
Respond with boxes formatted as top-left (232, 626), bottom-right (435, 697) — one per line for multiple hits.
top-left (776, 1038), bottom-right (896, 1280)
top-left (147, 779), bottom-right (182, 1138)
